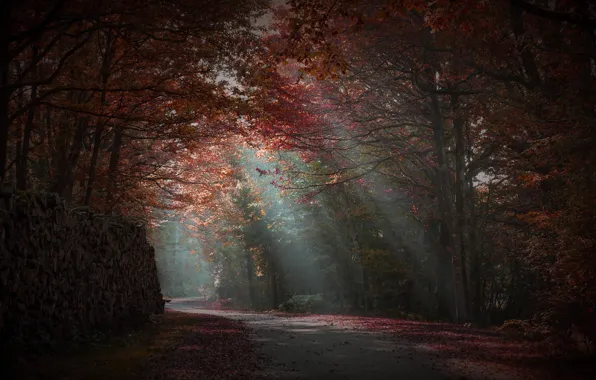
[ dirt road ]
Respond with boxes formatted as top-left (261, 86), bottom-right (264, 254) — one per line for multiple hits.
top-left (167, 298), bottom-right (499, 380)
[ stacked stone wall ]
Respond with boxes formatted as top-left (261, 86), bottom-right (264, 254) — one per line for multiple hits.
top-left (0, 193), bottom-right (164, 349)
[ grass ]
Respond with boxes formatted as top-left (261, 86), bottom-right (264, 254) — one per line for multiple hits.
top-left (7, 312), bottom-right (202, 380)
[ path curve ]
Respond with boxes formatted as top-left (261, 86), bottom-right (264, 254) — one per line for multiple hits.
top-left (167, 298), bottom-right (455, 380)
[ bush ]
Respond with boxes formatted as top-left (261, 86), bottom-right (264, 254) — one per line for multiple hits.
top-left (278, 294), bottom-right (326, 313)
top-left (386, 308), bottom-right (426, 321)
top-left (211, 298), bottom-right (236, 310)
top-left (497, 319), bottom-right (548, 341)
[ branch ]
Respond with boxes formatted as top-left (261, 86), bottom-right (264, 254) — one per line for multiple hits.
top-left (512, 0), bottom-right (596, 29)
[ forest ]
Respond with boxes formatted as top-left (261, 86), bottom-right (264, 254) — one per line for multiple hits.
top-left (2, 0), bottom-right (595, 352)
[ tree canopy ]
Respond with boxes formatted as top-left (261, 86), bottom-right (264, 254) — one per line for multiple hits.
top-left (3, 0), bottom-right (595, 351)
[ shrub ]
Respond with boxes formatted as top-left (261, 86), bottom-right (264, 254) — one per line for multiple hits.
top-left (278, 294), bottom-right (326, 313)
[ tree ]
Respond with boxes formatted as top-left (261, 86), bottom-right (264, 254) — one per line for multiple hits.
top-left (252, 0), bottom-right (596, 333)
top-left (2, 0), bottom-right (268, 216)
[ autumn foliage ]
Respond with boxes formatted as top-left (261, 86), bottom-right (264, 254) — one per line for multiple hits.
top-left (246, 0), bottom-right (596, 349)
top-left (3, 0), bottom-right (595, 356)
top-left (1, 0), bottom-right (266, 217)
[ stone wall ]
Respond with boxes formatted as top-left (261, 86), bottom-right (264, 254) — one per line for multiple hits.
top-left (0, 193), bottom-right (164, 349)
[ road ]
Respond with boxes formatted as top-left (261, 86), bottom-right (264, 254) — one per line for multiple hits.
top-left (167, 298), bottom-right (465, 380)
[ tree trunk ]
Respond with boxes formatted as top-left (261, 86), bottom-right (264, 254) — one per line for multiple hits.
top-left (0, 6), bottom-right (10, 185)
top-left (64, 118), bottom-right (89, 202)
top-left (16, 46), bottom-right (39, 191)
top-left (433, 220), bottom-right (454, 320)
top-left (465, 119), bottom-right (482, 322)
top-left (246, 250), bottom-right (256, 308)
top-left (106, 124), bottom-right (124, 206)
top-left (50, 117), bottom-right (88, 200)
top-left (453, 95), bottom-right (471, 320)
top-left (83, 121), bottom-right (105, 205)
top-left (362, 266), bottom-right (371, 312)
top-left (430, 92), bottom-right (468, 322)
top-left (270, 267), bottom-right (278, 309)
top-left (83, 31), bottom-right (114, 206)
top-left (510, 0), bottom-right (541, 88)
top-left (32, 107), bottom-right (50, 183)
